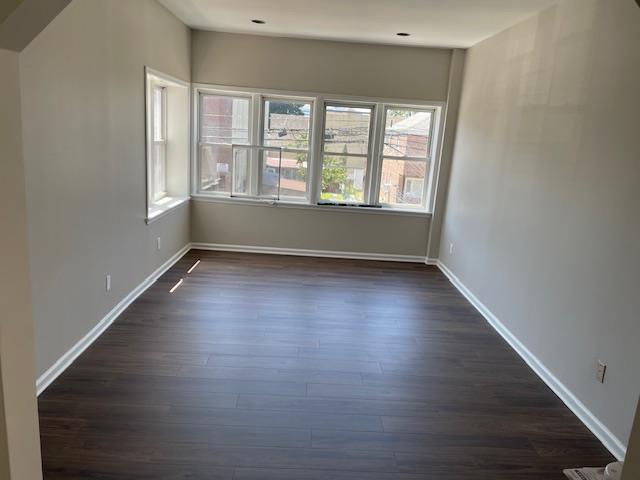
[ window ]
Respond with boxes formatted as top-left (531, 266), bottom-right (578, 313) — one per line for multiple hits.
top-left (194, 86), bottom-right (441, 213)
top-left (150, 85), bottom-right (167, 201)
top-left (198, 93), bottom-right (250, 195)
top-left (261, 98), bottom-right (312, 200)
top-left (378, 108), bottom-right (433, 208)
top-left (320, 104), bottom-right (373, 203)
top-left (145, 68), bottom-right (190, 222)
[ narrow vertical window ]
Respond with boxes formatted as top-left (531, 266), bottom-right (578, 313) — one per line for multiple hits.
top-left (378, 108), bottom-right (433, 208)
top-left (261, 98), bottom-right (312, 200)
top-left (320, 104), bottom-right (373, 203)
top-left (151, 85), bottom-right (167, 201)
top-left (144, 68), bottom-right (190, 222)
top-left (198, 94), bottom-right (250, 195)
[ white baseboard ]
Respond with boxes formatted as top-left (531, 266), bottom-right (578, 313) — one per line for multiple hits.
top-left (435, 260), bottom-right (626, 461)
top-left (425, 257), bottom-right (439, 265)
top-left (36, 243), bottom-right (191, 396)
top-left (191, 242), bottom-right (426, 263)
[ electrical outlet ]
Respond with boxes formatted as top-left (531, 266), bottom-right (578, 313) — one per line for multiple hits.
top-left (105, 274), bottom-right (111, 292)
top-left (157, 237), bottom-right (161, 250)
top-left (449, 243), bottom-right (454, 255)
top-left (596, 361), bottom-right (607, 383)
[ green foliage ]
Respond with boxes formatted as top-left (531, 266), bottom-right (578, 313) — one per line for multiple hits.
top-left (320, 145), bottom-right (363, 201)
top-left (292, 133), bottom-right (363, 202)
top-left (321, 154), bottom-right (348, 194)
top-left (293, 131), bottom-right (309, 181)
top-left (269, 101), bottom-right (303, 116)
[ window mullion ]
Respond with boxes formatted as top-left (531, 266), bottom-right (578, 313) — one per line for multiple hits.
top-left (249, 94), bottom-right (261, 197)
top-left (367, 104), bottom-right (386, 205)
top-left (193, 92), bottom-right (203, 195)
top-left (309, 97), bottom-right (325, 205)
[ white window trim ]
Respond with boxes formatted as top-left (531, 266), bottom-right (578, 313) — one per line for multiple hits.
top-left (145, 67), bottom-right (191, 223)
top-left (146, 196), bottom-right (190, 224)
top-left (191, 83), bottom-right (446, 214)
top-left (190, 194), bottom-right (431, 218)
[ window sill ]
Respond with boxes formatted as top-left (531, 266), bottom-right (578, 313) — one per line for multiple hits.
top-left (191, 194), bottom-right (431, 218)
top-left (146, 196), bottom-right (190, 224)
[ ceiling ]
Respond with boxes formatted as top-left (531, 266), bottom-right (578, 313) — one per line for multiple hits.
top-left (159, 0), bottom-right (558, 48)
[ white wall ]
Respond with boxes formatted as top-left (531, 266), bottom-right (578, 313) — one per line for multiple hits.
top-left (19, 0), bottom-right (191, 378)
top-left (190, 31), bottom-right (455, 256)
top-left (191, 31), bottom-right (452, 101)
top-left (0, 47), bottom-right (42, 480)
top-left (426, 49), bottom-right (466, 259)
top-left (192, 202), bottom-right (430, 257)
top-left (440, 0), bottom-right (640, 456)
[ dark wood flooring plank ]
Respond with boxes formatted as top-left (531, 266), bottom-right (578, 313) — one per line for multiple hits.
top-left (166, 405), bottom-right (384, 432)
top-left (151, 444), bottom-right (399, 472)
top-left (178, 365), bottom-right (363, 385)
top-left (42, 456), bottom-right (235, 480)
top-left (311, 429), bottom-right (534, 453)
top-left (233, 468), bottom-right (427, 480)
top-left (205, 353), bottom-right (382, 374)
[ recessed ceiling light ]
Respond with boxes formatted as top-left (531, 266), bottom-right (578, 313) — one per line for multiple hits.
top-left (396, 32), bottom-right (411, 37)
top-left (251, 19), bottom-right (266, 24)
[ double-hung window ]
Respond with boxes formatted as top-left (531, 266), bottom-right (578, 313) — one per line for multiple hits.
top-left (260, 98), bottom-right (312, 200)
top-left (320, 104), bottom-right (374, 203)
top-left (150, 85), bottom-right (167, 202)
top-left (377, 107), bottom-right (434, 208)
top-left (145, 68), bottom-right (190, 222)
top-left (198, 93), bottom-right (251, 195)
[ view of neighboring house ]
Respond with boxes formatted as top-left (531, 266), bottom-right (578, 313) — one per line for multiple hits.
top-left (199, 96), bottom-right (249, 194)
top-left (379, 111), bottom-right (431, 205)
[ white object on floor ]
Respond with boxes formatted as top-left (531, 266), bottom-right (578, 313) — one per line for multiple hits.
top-left (604, 461), bottom-right (624, 480)
top-left (563, 467), bottom-right (604, 480)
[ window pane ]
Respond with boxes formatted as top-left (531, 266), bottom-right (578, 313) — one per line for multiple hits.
top-left (200, 95), bottom-right (250, 144)
top-left (152, 142), bottom-right (166, 199)
top-left (231, 148), bottom-right (250, 195)
top-left (200, 144), bottom-right (232, 193)
top-left (383, 109), bottom-right (432, 158)
top-left (259, 151), bottom-right (308, 199)
top-left (153, 87), bottom-right (164, 141)
top-left (320, 154), bottom-right (366, 203)
top-left (379, 158), bottom-right (427, 206)
top-left (323, 105), bottom-right (372, 155)
top-left (263, 100), bottom-right (311, 149)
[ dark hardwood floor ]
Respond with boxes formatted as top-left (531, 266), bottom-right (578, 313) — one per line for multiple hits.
top-left (39, 250), bottom-right (614, 479)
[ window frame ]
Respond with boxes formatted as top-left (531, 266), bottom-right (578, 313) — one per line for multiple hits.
top-left (192, 83), bottom-right (445, 214)
top-left (144, 67), bottom-right (191, 224)
top-left (319, 101), bottom-right (377, 205)
top-left (373, 105), bottom-right (438, 210)
top-left (259, 95), bottom-right (315, 202)
top-left (150, 84), bottom-right (168, 202)
top-left (196, 90), bottom-right (254, 197)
